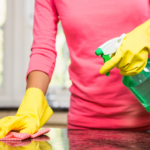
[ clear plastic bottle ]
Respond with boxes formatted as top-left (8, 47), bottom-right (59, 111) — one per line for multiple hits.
top-left (122, 58), bottom-right (150, 112)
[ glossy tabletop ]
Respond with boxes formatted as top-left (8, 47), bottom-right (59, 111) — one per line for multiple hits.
top-left (1, 128), bottom-right (150, 150)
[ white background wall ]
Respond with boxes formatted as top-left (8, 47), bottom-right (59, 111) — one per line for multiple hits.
top-left (0, 0), bottom-right (70, 108)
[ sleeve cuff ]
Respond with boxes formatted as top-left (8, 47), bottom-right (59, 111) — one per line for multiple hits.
top-left (26, 48), bottom-right (57, 81)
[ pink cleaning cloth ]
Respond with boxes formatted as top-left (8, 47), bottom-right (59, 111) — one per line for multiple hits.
top-left (0, 128), bottom-right (50, 141)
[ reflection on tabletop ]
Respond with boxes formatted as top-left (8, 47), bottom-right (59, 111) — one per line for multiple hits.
top-left (1, 128), bottom-right (150, 150)
top-left (68, 129), bottom-right (150, 150)
top-left (0, 140), bottom-right (52, 150)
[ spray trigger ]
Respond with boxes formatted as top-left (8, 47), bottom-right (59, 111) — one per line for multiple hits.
top-left (95, 48), bottom-right (111, 76)
top-left (95, 33), bottom-right (126, 76)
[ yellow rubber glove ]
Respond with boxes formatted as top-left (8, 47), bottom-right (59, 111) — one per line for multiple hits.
top-left (0, 88), bottom-right (53, 139)
top-left (100, 19), bottom-right (150, 76)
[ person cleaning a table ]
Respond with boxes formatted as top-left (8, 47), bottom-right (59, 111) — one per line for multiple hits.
top-left (1, 0), bottom-right (150, 138)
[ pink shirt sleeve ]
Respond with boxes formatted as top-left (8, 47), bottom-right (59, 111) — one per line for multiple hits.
top-left (26, 0), bottom-right (58, 80)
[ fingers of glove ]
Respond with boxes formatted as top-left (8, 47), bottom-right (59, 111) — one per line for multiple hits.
top-left (0, 116), bottom-right (20, 139)
top-left (119, 51), bottom-right (148, 76)
top-left (100, 49), bottom-right (123, 74)
top-left (120, 60), bottom-right (147, 76)
top-left (0, 116), bottom-right (32, 138)
top-left (120, 67), bottom-right (139, 76)
top-left (15, 114), bottom-right (39, 135)
top-left (0, 124), bottom-right (11, 139)
top-left (115, 50), bottom-right (134, 70)
top-left (116, 55), bottom-right (139, 73)
top-left (0, 116), bottom-right (11, 125)
top-left (20, 121), bottom-right (39, 135)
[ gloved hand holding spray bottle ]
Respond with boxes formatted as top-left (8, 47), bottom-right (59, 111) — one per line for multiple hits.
top-left (95, 19), bottom-right (150, 112)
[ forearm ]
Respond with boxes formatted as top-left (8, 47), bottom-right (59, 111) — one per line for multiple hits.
top-left (26, 71), bottom-right (50, 95)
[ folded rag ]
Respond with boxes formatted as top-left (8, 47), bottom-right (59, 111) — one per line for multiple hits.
top-left (0, 128), bottom-right (50, 141)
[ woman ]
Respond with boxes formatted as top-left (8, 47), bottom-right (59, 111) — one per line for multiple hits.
top-left (0, 0), bottom-right (150, 138)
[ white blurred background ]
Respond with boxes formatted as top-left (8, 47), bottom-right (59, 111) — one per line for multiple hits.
top-left (0, 0), bottom-right (71, 110)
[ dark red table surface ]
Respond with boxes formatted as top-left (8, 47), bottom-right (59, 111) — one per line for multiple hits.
top-left (1, 128), bottom-right (150, 150)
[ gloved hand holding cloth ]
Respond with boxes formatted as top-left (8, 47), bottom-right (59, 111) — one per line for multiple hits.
top-left (100, 19), bottom-right (150, 76)
top-left (0, 88), bottom-right (53, 139)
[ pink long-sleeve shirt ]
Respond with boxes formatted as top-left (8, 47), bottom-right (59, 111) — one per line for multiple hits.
top-left (27, 0), bottom-right (150, 130)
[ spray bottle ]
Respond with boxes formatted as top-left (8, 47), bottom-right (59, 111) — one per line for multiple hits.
top-left (95, 34), bottom-right (150, 112)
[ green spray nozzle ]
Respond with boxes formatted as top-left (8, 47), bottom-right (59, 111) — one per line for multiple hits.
top-left (95, 48), bottom-right (111, 76)
top-left (95, 34), bottom-right (126, 76)
top-left (95, 48), bottom-right (103, 56)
